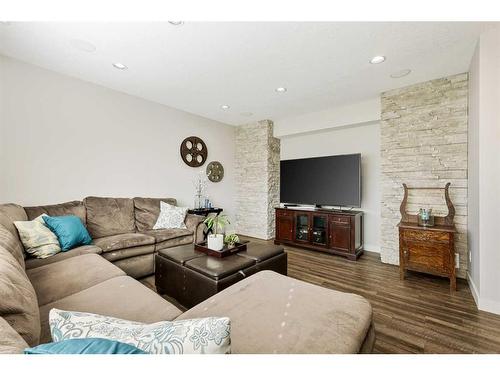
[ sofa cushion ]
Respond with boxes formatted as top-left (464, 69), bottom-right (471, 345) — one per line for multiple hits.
top-left (24, 201), bottom-right (86, 225)
top-left (141, 228), bottom-right (193, 243)
top-left (142, 228), bottom-right (194, 252)
top-left (133, 197), bottom-right (177, 232)
top-left (101, 245), bottom-right (155, 263)
top-left (24, 245), bottom-right (102, 270)
top-left (176, 270), bottom-right (373, 354)
top-left (112, 253), bottom-right (155, 279)
top-left (84, 197), bottom-right (135, 238)
top-left (38, 276), bottom-right (183, 343)
top-left (27, 254), bottom-right (125, 306)
top-left (0, 224), bottom-right (26, 268)
top-left (155, 235), bottom-right (194, 251)
top-left (0, 203), bottom-right (28, 237)
top-left (0, 316), bottom-right (29, 354)
top-left (0, 247), bottom-right (40, 347)
top-left (93, 233), bottom-right (155, 253)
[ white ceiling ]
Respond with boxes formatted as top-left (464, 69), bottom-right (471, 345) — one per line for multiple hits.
top-left (0, 22), bottom-right (496, 126)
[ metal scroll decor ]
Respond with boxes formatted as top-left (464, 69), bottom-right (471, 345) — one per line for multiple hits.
top-left (206, 161), bottom-right (224, 182)
top-left (399, 182), bottom-right (455, 226)
top-left (180, 136), bottom-right (207, 167)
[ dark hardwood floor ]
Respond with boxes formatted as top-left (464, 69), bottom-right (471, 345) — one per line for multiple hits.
top-left (143, 238), bottom-right (500, 354)
top-left (280, 243), bottom-right (500, 354)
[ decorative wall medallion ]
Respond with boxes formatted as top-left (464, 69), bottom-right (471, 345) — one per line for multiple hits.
top-left (180, 136), bottom-right (207, 167)
top-left (206, 161), bottom-right (224, 182)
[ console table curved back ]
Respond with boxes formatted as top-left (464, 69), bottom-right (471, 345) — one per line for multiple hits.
top-left (399, 182), bottom-right (455, 226)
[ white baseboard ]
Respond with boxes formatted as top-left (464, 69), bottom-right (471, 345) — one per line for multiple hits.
top-left (478, 297), bottom-right (500, 315)
top-left (363, 244), bottom-right (380, 253)
top-left (467, 272), bottom-right (500, 315)
top-left (467, 272), bottom-right (480, 307)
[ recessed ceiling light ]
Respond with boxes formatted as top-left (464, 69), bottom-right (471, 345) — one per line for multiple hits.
top-left (168, 21), bottom-right (184, 26)
top-left (221, 105), bottom-right (230, 110)
top-left (70, 39), bottom-right (96, 53)
top-left (390, 69), bottom-right (412, 78)
top-left (369, 55), bottom-right (386, 64)
top-left (275, 87), bottom-right (287, 93)
top-left (112, 63), bottom-right (128, 70)
top-left (240, 112), bottom-right (253, 117)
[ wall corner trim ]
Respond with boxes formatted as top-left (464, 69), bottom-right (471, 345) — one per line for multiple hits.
top-left (467, 272), bottom-right (480, 308)
top-left (468, 272), bottom-right (500, 316)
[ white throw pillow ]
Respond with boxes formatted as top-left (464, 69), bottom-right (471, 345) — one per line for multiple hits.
top-left (13, 214), bottom-right (62, 258)
top-left (153, 201), bottom-right (188, 229)
top-left (49, 309), bottom-right (231, 354)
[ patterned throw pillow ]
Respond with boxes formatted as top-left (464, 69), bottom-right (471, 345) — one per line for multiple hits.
top-left (13, 214), bottom-right (61, 258)
top-left (153, 201), bottom-right (188, 230)
top-left (49, 309), bottom-right (231, 354)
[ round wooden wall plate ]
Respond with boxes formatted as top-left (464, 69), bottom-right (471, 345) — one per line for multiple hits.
top-left (206, 161), bottom-right (224, 182)
top-left (180, 136), bottom-right (207, 167)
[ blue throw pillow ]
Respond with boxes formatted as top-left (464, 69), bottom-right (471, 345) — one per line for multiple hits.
top-left (25, 338), bottom-right (146, 354)
top-left (43, 215), bottom-right (92, 251)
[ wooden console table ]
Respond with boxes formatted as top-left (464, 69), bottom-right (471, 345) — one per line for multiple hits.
top-left (274, 207), bottom-right (363, 260)
top-left (398, 183), bottom-right (457, 291)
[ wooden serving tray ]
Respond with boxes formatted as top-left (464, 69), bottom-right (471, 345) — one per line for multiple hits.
top-left (194, 242), bottom-right (247, 258)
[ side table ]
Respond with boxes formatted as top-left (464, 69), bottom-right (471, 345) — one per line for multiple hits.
top-left (187, 208), bottom-right (223, 240)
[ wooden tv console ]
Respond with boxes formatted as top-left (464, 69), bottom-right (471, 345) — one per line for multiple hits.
top-left (274, 207), bottom-right (363, 260)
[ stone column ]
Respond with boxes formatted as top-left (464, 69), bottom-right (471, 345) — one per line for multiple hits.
top-left (380, 73), bottom-right (469, 278)
top-left (235, 120), bottom-right (280, 239)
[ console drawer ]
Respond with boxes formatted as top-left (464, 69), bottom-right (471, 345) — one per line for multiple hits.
top-left (276, 210), bottom-right (293, 217)
top-left (330, 216), bottom-right (350, 224)
top-left (403, 240), bottom-right (452, 274)
top-left (404, 229), bottom-right (450, 243)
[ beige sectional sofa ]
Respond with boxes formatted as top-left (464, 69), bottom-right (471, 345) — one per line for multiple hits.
top-left (0, 197), bottom-right (205, 278)
top-left (0, 196), bottom-right (375, 354)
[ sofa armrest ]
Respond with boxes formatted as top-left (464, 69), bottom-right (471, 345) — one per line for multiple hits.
top-left (184, 214), bottom-right (206, 244)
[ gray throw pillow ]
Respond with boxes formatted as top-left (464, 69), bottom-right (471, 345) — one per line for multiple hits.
top-left (153, 201), bottom-right (188, 230)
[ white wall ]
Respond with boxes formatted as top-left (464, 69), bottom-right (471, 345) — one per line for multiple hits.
top-left (468, 42), bottom-right (481, 293)
top-left (467, 28), bottom-right (500, 314)
top-left (274, 98), bottom-right (380, 137)
top-left (279, 122), bottom-right (381, 252)
top-left (0, 56), bottom-right (236, 218)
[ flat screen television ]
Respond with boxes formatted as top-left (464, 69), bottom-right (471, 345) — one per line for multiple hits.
top-left (280, 153), bottom-right (361, 207)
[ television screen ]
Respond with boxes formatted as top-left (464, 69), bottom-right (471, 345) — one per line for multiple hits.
top-left (280, 154), bottom-right (361, 207)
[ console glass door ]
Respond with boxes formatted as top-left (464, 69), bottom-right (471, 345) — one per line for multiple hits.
top-left (295, 213), bottom-right (310, 242)
top-left (311, 215), bottom-right (328, 246)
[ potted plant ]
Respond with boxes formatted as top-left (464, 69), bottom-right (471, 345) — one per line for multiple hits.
top-left (224, 233), bottom-right (240, 249)
top-left (204, 215), bottom-right (230, 251)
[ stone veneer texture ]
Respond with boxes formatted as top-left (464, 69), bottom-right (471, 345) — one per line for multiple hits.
top-left (235, 120), bottom-right (280, 240)
top-left (380, 73), bottom-right (468, 278)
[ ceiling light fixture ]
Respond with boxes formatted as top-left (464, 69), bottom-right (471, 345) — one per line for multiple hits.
top-left (168, 21), bottom-right (184, 26)
top-left (221, 105), bottom-right (230, 110)
top-left (112, 63), bottom-right (128, 70)
top-left (390, 69), bottom-right (412, 78)
top-left (275, 87), bottom-right (287, 93)
top-left (369, 55), bottom-right (386, 64)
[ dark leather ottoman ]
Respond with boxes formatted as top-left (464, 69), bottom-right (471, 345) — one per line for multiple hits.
top-left (155, 243), bottom-right (287, 308)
